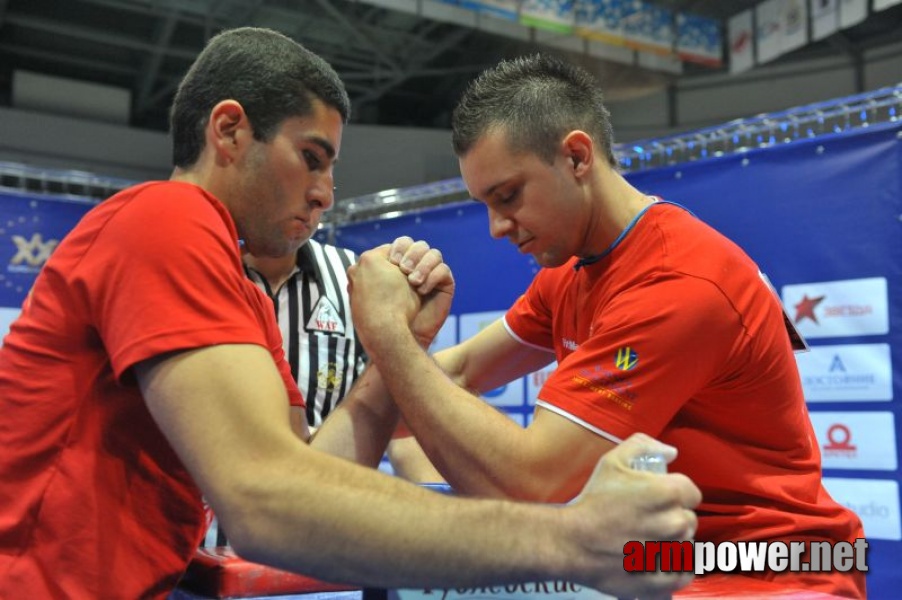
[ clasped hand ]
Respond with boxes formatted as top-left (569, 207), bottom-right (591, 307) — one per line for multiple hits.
top-left (348, 236), bottom-right (455, 349)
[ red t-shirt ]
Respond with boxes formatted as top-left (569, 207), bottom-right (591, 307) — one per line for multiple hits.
top-left (0, 181), bottom-right (303, 598)
top-left (505, 202), bottom-right (865, 598)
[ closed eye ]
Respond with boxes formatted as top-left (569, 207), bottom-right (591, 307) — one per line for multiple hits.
top-left (303, 149), bottom-right (323, 172)
top-left (497, 189), bottom-right (518, 205)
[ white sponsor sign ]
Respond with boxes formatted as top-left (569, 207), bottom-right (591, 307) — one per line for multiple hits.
top-left (839, 0), bottom-right (867, 30)
top-left (810, 0), bottom-right (839, 40)
top-left (755, 0), bottom-right (784, 64)
top-left (781, 0), bottom-right (808, 54)
top-left (781, 277), bottom-right (888, 339)
top-left (460, 311), bottom-right (523, 407)
top-left (728, 9), bottom-right (754, 74)
top-left (823, 478), bottom-right (901, 541)
top-left (795, 343), bottom-right (893, 402)
top-left (809, 411), bottom-right (897, 470)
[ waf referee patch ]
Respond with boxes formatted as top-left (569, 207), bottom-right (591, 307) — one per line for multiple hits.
top-left (306, 297), bottom-right (346, 334)
top-left (615, 346), bottom-right (638, 371)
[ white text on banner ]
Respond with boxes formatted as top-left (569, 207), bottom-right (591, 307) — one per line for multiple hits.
top-left (823, 478), bottom-right (901, 541)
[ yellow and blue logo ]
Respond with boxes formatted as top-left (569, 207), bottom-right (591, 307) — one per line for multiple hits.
top-left (615, 346), bottom-right (639, 371)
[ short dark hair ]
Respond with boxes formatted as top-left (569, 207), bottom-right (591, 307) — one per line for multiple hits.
top-left (170, 27), bottom-right (351, 168)
top-left (451, 54), bottom-right (617, 167)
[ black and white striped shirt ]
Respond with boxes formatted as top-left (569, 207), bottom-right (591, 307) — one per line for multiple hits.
top-left (245, 238), bottom-right (366, 428)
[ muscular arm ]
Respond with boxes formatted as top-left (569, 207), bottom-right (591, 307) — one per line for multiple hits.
top-left (365, 313), bottom-right (615, 502)
top-left (434, 319), bottom-right (553, 392)
top-left (135, 342), bottom-right (698, 596)
top-left (350, 247), bottom-right (616, 503)
top-left (386, 319), bottom-right (545, 484)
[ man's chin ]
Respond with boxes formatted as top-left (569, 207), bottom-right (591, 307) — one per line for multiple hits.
top-left (244, 239), bottom-right (303, 259)
top-left (534, 253), bottom-right (570, 269)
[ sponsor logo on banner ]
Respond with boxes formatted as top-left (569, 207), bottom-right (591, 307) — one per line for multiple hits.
top-left (823, 478), bottom-right (901, 540)
top-left (1, 195), bottom-right (95, 307)
top-left (460, 311), bottom-right (523, 407)
top-left (390, 582), bottom-right (617, 600)
top-left (795, 343), bottom-right (892, 402)
top-left (809, 412), bottom-right (898, 470)
top-left (9, 232), bottom-right (58, 272)
top-left (781, 277), bottom-right (888, 338)
top-left (728, 9), bottom-right (754, 74)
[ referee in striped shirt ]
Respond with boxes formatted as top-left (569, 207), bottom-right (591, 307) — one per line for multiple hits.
top-left (244, 237), bottom-right (366, 430)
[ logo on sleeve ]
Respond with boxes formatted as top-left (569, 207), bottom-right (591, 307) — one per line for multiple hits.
top-left (615, 346), bottom-right (638, 371)
top-left (306, 297), bottom-right (345, 334)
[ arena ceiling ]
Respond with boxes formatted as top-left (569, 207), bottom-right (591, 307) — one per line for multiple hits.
top-left (0, 0), bottom-right (899, 132)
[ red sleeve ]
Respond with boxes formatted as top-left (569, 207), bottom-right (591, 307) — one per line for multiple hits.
top-left (75, 184), bottom-right (274, 382)
top-left (538, 274), bottom-right (745, 439)
top-left (265, 312), bottom-right (305, 408)
top-left (504, 268), bottom-right (558, 350)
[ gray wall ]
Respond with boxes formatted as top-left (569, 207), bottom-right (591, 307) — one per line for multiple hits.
top-left (609, 39), bottom-right (902, 142)
top-left (0, 107), bottom-right (461, 201)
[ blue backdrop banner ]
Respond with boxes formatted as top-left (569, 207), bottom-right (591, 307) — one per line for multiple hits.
top-left (0, 191), bottom-right (96, 309)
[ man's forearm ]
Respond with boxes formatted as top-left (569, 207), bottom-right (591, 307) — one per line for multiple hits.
top-left (363, 320), bottom-right (531, 497)
top-left (222, 444), bottom-right (586, 589)
top-left (227, 429), bottom-right (697, 599)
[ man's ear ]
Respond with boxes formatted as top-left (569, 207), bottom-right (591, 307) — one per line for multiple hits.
top-left (208, 100), bottom-right (252, 163)
top-left (562, 130), bottom-right (593, 176)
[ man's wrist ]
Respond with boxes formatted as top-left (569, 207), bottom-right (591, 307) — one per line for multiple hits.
top-left (363, 317), bottom-right (420, 360)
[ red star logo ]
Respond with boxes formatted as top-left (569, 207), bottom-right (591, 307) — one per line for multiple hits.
top-left (794, 294), bottom-right (826, 324)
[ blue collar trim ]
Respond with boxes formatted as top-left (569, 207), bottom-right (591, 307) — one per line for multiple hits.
top-left (573, 200), bottom-right (694, 270)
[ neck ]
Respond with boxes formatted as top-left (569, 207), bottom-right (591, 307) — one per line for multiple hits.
top-left (581, 168), bottom-right (654, 258)
top-left (244, 251), bottom-right (299, 291)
